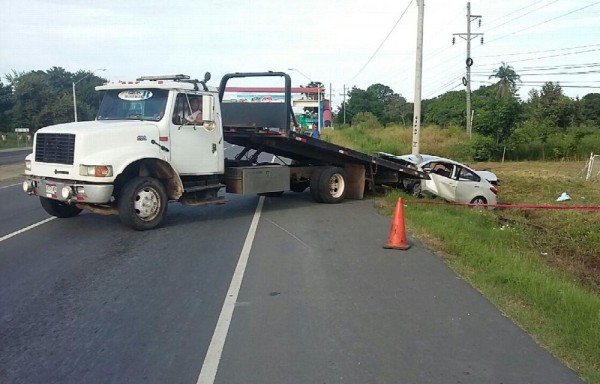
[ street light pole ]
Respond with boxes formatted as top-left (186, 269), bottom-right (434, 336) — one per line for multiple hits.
top-left (73, 68), bottom-right (106, 122)
top-left (288, 68), bottom-right (321, 131)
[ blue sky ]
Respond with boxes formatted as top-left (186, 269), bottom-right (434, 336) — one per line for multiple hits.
top-left (1, 0), bottom-right (599, 107)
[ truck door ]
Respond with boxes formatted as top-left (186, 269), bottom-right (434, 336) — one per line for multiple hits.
top-left (169, 92), bottom-right (223, 175)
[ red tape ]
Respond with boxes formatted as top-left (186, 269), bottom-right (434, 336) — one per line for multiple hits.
top-left (404, 200), bottom-right (600, 211)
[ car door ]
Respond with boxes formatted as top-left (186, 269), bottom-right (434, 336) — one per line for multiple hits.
top-left (455, 166), bottom-right (482, 203)
top-left (169, 92), bottom-right (222, 175)
top-left (423, 161), bottom-right (458, 201)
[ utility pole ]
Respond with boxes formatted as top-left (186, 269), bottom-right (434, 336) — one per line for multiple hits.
top-left (339, 84), bottom-right (347, 125)
top-left (411, 0), bottom-right (425, 157)
top-left (453, 2), bottom-right (482, 138)
top-left (329, 82), bottom-right (333, 129)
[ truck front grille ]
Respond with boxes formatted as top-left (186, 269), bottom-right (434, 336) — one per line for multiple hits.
top-left (35, 133), bottom-right (76, 165)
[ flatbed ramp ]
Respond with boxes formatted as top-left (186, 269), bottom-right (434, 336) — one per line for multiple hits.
top-left (218, 71), bottom-right (427, 191)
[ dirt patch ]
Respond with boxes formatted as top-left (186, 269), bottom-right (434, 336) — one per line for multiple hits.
top-left (0, 164), bottom-right (24, 182)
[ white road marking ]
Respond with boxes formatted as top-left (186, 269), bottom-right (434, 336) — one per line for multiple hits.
top-left (0, 183), bottom-right (20, 190)
top-left (196, 196), bottom-right (265, 384)
top-left (0, 217), bottom-right (56, 243)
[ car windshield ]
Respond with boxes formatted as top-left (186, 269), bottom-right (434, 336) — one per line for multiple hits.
top-left (97, 89), bottom-right (168, 122)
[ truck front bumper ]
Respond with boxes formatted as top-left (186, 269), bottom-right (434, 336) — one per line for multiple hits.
top-left (23, 176), bottom-right (114, 204)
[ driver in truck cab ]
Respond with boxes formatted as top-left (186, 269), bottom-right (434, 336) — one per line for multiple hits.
top-left (185, 96), bottom-right (203, 124)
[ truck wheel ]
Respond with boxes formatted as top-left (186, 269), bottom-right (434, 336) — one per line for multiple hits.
top-left (118, 177), bottom-right (168, 231)
top-left (317, 167), bottom-right (347, 204)
top-left (310, 167), bottom-right (325, 203)
top-left (39, 197), bottom-right (82, 218)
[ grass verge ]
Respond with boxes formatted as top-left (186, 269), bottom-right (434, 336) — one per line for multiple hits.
top-left (377, 190), bottom-right (600, 383)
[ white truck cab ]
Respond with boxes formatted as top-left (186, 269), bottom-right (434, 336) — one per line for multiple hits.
top-left (23, 74), bottom-right (226, 230)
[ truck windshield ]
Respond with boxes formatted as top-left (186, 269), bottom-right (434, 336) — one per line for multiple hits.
top-left (97, 89), bottom-right (168, 121)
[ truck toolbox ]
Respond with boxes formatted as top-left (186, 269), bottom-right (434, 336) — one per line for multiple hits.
top-left (223, 165), bottom-right (290, 194)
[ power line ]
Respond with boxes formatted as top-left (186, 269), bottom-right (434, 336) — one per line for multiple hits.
top-left (488, 1), bottom-right (600, 43)
top-left (471, 62), bottom-right (600, 73)
top-left (482, 0), bottom-right (547, 26)
top-left (476, 43), bottom-right (600, 58)
top-left (475, 69), bottom-right (600, 76)
top-left (346, 0), bottom-right (414, 84)
top-left (483, 0), bottom-right (560, 33)
top-left (479, 48), bottom-right (600, 66)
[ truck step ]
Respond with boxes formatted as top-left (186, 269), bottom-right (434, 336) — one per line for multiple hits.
top-left (179, 195), bottom-right (227, 207)
top-left (184, 183), bottom-right (225, 193)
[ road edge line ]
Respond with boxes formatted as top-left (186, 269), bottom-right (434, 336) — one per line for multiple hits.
top-left (196, 196), bottom-right (265, 384)
top-left (0, 217), bottom-right (56, 243)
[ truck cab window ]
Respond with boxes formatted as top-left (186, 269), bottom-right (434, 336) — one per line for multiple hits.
top-left (97, 89), bottom-right (168, 121)
top-left (172, 93), bottom-right (203, 125)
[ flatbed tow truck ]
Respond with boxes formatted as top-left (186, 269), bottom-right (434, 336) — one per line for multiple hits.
top-left (22, 71), bottom-right (427, 230)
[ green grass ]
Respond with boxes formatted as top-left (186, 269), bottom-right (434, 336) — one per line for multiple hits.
top-left (327, 125), bottom-right (600, 383)
top-left (0, 131), bottom-right (32, 150)
top-left (378, 192), bottom-right (600, 383)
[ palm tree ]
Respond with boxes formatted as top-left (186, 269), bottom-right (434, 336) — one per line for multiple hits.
top-left (489, 62), bottom-right (521, 98)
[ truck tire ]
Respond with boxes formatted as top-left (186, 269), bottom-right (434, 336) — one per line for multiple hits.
top-left (310, 167), bottom-right (326, 203)
top-left (39, 197), bottom-right (82, 218)
top-left (118, 177), bottom-right (168, 231)
top-left (316, 167), bottom-right (347, 204)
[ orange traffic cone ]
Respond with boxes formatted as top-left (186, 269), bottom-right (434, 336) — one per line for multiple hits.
top-left (384, 197), bottom-right (411, 250)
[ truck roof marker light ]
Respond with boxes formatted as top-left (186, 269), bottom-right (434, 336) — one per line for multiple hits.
top-left (159, 136), bottom-right (168, 142)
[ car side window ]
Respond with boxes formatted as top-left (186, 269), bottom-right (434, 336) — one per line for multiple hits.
top-left (428, 162), bottom-right (454, 178)
top-left (458, 166), bottom-right (480, 182)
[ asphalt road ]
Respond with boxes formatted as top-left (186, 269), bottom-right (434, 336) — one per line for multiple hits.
top-left (0, 148), bottom-right (31, 166)
top-left (0, 163), bottom-right (585, 383)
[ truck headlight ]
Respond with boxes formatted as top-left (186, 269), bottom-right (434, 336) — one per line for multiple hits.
top-left (25, 159), bottom-right (31, 171)
top-left (80, 165), bottom-right (113, 177)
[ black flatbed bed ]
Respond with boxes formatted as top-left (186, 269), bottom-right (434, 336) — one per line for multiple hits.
top-left (218, 71), bottom-right (427, 184)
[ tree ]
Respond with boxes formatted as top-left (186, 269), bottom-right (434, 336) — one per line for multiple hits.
top-left (342, 86), bottom-right (378, 125)
top-left (471, 84), bottom-right (522, 146)
top-left (423, 90), bottom-right (465, 127)
top-left (384, 94), bottom-right (409, 125)
top-left (0, 81), bottom-right (15, 131)
top-left (579, 93), bottom-right (600, 126)
top-left (339, 83), bottom-right (403, 126)
top-left (489, 62), bottom-right (520, 98)
top-left (12, 70), bottom-right (57, 129)
top-left (3, 67), bottom-right (107, 131)
top-left (531, 82), bottom-right (577, 129)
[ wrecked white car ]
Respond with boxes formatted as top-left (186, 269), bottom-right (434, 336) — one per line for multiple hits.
top-left (378, 153), bottom-right (498, 206)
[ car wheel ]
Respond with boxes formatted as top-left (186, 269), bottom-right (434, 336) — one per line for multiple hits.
top-left (411, 182), bottom-right (423, 197)
top-left (470, 196), bottom-right (487, 206)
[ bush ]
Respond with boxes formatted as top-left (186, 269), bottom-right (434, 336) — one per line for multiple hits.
top-left (352, 112), bottom-right (382, 130)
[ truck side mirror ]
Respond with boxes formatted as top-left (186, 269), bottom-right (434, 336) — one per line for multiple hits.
top-left (202, 96), bottom-right (215, 122)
